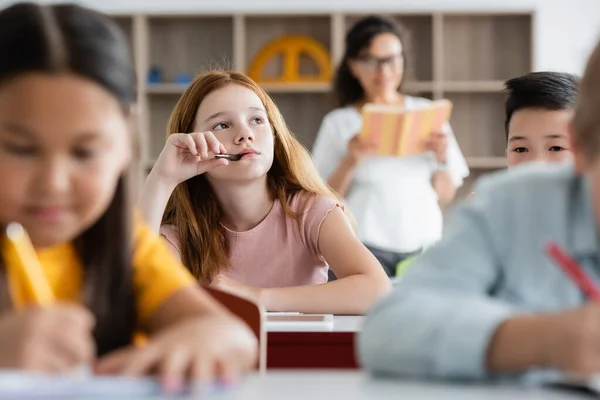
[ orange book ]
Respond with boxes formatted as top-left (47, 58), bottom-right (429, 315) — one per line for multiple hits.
top-left (359, 99), bottom-right (453, 157)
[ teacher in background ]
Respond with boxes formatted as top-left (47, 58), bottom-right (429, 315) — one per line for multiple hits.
top-left (312, 16), bottom-right (469, 277)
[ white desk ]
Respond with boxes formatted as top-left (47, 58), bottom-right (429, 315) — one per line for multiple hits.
top-left (329, 315), bottom-right (362, 332)
top-left (209, 371), bottom-right (587, 400)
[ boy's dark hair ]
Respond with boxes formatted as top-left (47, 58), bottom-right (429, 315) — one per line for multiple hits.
top-left (333, 16), bottom-right (406, 107)
top-left (0, 2), bottom-right (136, 356)
top-left (504, 71), bottom-right (579, 139)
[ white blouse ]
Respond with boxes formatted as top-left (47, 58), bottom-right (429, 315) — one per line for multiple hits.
top-left (311, 96), bottom-right (470, 253)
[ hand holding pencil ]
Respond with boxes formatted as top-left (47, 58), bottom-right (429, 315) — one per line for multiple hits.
top-left (0, 222), bottom-right (95, 372)
top-left (487, 243), bottom-right (600, 375)
top-left (527, 243), bottom-right (600, 375)
top-left (0, 303), bottom-right (95, 371)
top-left (4, 222), bottom-right (55, 306)
top-left (531, 243), bottom-right (600, 375)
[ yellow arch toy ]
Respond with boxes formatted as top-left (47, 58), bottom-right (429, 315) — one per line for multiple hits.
top-left (248, 35), bottom-right (332, 83)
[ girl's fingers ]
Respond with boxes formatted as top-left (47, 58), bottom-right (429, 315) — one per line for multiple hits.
top-left (197, 158), bottom-right (228, 175)
top-left (184, 135), bottom-right (199, 155)
top-left (189, 356), bottom-right (214, 385)
top-left (173, 134), bottom-right (198, 155)
top-left (94, 346), bottom-right (136, 375)
top-left (191, 133), bottom-right (209, 160)
top-left (214, 358), bottom-right (238, 386)
top-left (123, 348), bottom-right (164, 377)
top-left (203, 131), bottom-right (224, 155)
top-left (41, 347), bottom-right (75, 373)
top-left (48, 328), bottom-right (95, 366)
top-left (158, 347), bottom-right (190, 393)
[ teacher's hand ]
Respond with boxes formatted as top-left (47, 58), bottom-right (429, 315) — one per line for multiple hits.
top-left (423, 132), bottom-right (448, 164)
top-left (346, 134), bottom-right (377, 166)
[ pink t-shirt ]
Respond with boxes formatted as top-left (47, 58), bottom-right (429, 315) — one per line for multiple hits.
top-left (160, 193), bottom-right (340, 288)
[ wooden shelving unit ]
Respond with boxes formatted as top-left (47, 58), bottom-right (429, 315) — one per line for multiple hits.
top-left (109, 11), bottom-right (533, 198)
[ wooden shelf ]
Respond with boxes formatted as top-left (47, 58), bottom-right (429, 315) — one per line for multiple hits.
top-left (147, 82), bottom-right (331, 94)
top-left (117, 11), bottom-right (533, 201)
top-left (442, 80), bottom-right (505, 93)
top-left (148, 95), bottom-right (180, 160)
top-left (148, 16), bottom-right (234, 82)
top-left (403, 81), bottom-right (435, 92)
top-left (259, 82), bottom-right (330, 93)
top-left (254, 81), bottom-right (434, 94)
top-left (270, 93), bottom-right (331, 149)
top-left (442, 15), bottom-right (532, 81)
top-left (243, 15), bottom-right (331, 79)
top-left (466, 156), bottom-right (506, 169)
top-left (147, 83), bottom-right (189, 94)
top-left (446, 92), bottom-right (507, 158)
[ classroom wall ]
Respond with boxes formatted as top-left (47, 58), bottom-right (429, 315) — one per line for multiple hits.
top-left (1, 0), bottom-right (598, 74)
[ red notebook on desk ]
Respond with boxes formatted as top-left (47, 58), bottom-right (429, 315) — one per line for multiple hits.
top-left (359, 99), bottom-right (453, 157)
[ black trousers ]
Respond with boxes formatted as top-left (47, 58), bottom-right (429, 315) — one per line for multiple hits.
top-left (328, 244), bottom-right (421, 281)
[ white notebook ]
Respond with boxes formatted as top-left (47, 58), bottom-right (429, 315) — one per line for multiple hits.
top-left (0, 372), bottom-right (230, 397)
top-left (265, 313), bottom-right (334, 332)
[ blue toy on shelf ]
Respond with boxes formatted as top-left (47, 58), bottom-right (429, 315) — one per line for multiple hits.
top-left (147, 66), bottom-right (162, 84)
top-left (174, 73), bottom-right (193, 85)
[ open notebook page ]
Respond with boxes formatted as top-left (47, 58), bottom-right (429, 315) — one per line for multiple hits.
top-left (0, 372), bottom-right (232, 398)
top-left (265, 314), bottom-right (334, 332)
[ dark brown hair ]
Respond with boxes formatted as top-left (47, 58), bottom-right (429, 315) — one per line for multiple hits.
top-left (162, 71), bottom-right (347, 283)
top-left (573, 39), bottom-right (600, 160)
top-left (0, 2), bottom-right (136, 356)
top-left (333, 16), bottom-right (406, 107)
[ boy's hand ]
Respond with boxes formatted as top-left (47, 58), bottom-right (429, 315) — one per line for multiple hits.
top-left (542, 303), bottom-right (600, 376)
top-left (488, 303), bottom-right (600, 376)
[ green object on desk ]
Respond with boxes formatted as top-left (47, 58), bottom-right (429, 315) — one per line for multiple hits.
top-left (396, 256), bottom-right (417, 277)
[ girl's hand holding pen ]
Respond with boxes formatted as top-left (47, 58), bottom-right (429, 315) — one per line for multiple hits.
top-left (151, 132), bottom-right (230, 187)
top-left (0, 223), bottom-right (95, 372)
top-left (0, 304), bottom-right (95, 372)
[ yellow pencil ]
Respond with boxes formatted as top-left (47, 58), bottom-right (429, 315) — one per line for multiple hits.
top-left (4, 222), bottom-right (55, 306)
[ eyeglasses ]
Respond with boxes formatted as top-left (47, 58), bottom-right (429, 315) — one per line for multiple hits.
top-left (355, 54), bottom-right (403, 71)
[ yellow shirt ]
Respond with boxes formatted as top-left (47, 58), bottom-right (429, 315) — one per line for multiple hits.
top-left (3, 221), bottom-right (196, 325)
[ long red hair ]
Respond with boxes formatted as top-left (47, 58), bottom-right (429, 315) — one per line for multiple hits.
top-left (162, 71), bottom-right (346, 283)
